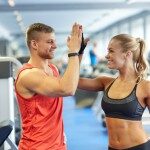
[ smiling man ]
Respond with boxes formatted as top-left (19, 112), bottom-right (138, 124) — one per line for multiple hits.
top-left (15, 22), bottom-right (82, 150)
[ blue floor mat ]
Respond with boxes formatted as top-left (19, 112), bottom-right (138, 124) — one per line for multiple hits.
top-left (63, 96), bottom-right (108, 150)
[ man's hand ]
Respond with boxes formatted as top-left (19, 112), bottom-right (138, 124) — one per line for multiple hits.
top-left (78, 33), bottom-right (89, 55)
top-left (67, 23), bottom-right (82, 53)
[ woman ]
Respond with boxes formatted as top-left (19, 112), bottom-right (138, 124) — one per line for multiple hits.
top-left (78, 34), bottom-right (150, 150)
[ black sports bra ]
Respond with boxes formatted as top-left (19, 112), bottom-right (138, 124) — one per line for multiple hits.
top-left (101, 79), bottom-right (145, 121)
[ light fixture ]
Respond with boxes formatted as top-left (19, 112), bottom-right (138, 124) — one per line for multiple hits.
top-left (126, 0), bottom-right (150, 4)
top-left (13, 10), bottom-right (25, 33)
top-left (8, 0), bottom-right (15, 7)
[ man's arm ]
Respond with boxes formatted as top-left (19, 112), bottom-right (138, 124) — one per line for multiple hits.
top-left (17, 23), bottom-right (82, 97)
top-left (17, 67), bottom-right (79, 97)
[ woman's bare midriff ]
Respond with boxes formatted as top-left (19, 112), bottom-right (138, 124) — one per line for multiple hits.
top-left (106, 117), bottom-right (149, 149)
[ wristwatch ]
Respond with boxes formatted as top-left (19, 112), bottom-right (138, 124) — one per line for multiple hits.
top-left (68, 52), bottom-right (79, 57)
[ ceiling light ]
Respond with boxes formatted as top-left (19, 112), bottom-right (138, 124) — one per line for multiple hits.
top-left (8, 0), bottom-right (15, 7)
top-left (126, 0), bottom-right (150, 4)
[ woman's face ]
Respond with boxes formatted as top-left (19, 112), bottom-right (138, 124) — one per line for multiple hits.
top-left (105, 39), bottom-right (127, 70)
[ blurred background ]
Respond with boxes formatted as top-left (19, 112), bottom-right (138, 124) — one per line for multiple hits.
top-left (0, 0), bottom-right (150, 150)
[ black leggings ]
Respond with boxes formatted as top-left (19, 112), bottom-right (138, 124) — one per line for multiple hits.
top-left (108, 140), bottom-right (150, 150)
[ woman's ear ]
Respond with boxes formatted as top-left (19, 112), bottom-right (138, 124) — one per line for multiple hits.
top-left (126, 50), bottom-right (132, 58)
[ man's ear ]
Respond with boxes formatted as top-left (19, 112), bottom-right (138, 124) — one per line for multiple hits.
top-left (30, 40), bottom-right (38, 49)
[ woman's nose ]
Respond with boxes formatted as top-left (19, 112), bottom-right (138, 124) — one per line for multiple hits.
top-left (105, 54), bottom-right (109, 59)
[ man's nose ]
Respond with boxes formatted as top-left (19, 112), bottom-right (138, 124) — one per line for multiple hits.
top-left (53, 43), bottom-right (57, 49)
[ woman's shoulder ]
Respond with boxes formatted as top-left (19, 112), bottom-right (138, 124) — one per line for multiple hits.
top-left (137, 78), bottom-right (150, 102)
top-left (140, 78), bottom-right (150, 84)
top-left (138, 78), bottom-right (150, 91)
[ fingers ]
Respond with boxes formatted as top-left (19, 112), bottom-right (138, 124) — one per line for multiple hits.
top-left (67, 23), bottom-right (83, 53)
top-left (71, 23), bottom-right (82, 38)
top-left (71, 23), bottom-right (77, 36)
top-left (79, 25), bottom-right (83, 39)
top-left (84, 38), bottom-right (90, 45)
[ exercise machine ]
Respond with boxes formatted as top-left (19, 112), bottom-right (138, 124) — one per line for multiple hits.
top-left (0, 57), bottom-right (22, 150)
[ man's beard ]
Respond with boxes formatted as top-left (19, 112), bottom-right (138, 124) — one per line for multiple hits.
top-left (38, 51), bottom-right (54, 59)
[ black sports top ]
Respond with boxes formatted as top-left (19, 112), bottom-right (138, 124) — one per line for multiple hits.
top-left (101, 79), bottom-right (145, 121)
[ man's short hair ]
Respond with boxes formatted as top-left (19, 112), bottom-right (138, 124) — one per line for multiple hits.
top-left (26, 23), bottom-right (54, 47)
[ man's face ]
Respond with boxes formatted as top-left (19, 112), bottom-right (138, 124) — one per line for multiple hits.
top-left (36, 32), bottom-right (57, 59)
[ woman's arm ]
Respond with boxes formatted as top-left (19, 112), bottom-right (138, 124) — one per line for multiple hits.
top-left (78, 76), bottom-right (114, 92)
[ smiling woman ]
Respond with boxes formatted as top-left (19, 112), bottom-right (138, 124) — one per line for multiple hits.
top-left (78, 34), bottom-right (150, 150)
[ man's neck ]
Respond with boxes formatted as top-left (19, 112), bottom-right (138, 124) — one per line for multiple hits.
top-left (28, 57), bottom-right (50, 70)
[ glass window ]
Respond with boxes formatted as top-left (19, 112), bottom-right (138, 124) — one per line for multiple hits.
top-left (110, 26), bottom-right (119, 37)
top-left (101, 31), bottom-right (110, 59)
top-left (118, 23), bottom-right (129, 34)
top-left (130, 18), bottom-right (144, 38)
top-left (145, 15), bottom-right (150, 62)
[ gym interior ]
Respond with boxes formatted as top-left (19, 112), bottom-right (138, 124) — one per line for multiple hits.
top-left (0, 0), bottom-right (150, 150)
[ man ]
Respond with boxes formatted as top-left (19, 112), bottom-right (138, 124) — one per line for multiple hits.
top-left (15, 22), bottom-right (82, 150)
top-left (89, 42), bottom-right (100, 72)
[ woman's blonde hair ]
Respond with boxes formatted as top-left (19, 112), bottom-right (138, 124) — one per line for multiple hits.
top-left (112, 34), bottom-right (148, 78)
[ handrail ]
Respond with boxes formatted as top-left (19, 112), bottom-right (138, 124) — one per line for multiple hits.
top-left (0, 57), bottom-right (22, 68)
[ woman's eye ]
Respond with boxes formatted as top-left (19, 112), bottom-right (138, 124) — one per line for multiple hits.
top-left (107, 48), bottom-right (113, 53)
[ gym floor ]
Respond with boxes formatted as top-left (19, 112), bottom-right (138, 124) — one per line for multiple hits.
top-left (63, 96), bottom-right (108, 150)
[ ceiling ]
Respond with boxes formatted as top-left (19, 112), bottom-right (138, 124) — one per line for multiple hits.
top-left (0, 0), bottom-right (150, 58)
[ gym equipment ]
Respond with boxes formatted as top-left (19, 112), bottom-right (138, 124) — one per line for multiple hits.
top-left (0, 57), bottom-right (22, 150)
top-left (0, 120), bottom-right (13, 146)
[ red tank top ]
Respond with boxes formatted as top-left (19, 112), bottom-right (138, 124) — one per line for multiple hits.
top-left (15, 63), bottom-right (67, 150)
